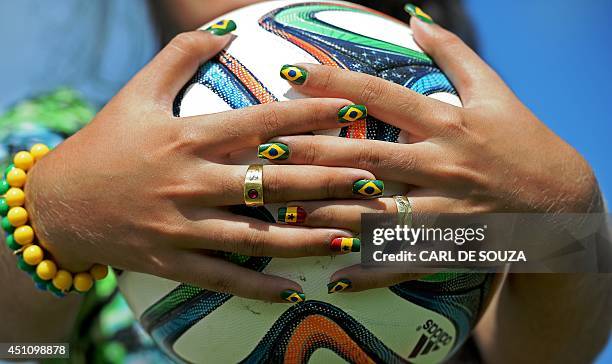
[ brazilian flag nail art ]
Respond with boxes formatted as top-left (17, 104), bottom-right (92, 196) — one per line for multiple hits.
top-left (338, 104), bottom-right (367, 123)
top-left (258, 143), bottom-right (290, 160)
top-left (330, 237), bottom-right (361, 253)
top-left (327, 279), bottom-right (352, 294)
top-left (281, 289), bottom-right (305, 303)
top-left (204, 19), bottom-right (237, 35)
top-left (280, 65), bottom-right (308, 84)
top-left (353, 179), bottom-right (384, 197)
top-left (278, 206), bottom-right (306, 224)
top-left (404, 4), bottom-right (434, 23)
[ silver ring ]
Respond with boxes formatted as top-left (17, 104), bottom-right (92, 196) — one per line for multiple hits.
top-left (393, 195), bottom-right (413, 228)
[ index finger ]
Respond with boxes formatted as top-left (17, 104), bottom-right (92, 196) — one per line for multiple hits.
top-left (182, 98), bottom-right (366, 153)
top-left (281, 64), bottom-right (460, 137)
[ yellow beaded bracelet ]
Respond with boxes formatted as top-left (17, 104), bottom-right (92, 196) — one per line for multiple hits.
top-left (1, 144), bottom-right (109, 297)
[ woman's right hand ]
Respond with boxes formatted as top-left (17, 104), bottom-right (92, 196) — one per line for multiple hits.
top-left (24, 30), bottom-right (374, 303)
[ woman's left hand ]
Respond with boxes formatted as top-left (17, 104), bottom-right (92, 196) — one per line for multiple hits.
top-left (268, 17), bottom-right (602, 291)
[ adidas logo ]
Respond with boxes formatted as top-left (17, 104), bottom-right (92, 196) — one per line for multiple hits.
top-left (408, 320), bottom-right (453, 359)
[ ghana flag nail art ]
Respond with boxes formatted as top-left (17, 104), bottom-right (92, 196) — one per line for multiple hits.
top-left (204, 19), bottom-right (237, 35)
top-left (353, 179), bottom-right (384, 197)
top-left (258, 143), bottom-right (290, 160)
top-left (278, 206), bottom-right (306, 224)
top-left (327, 279), bottom-right (352, 294)
top-left (280, 65), bottom-right (308, 84)
top-left (281, 289), bottom-right (305, 303)
top-left (338, 104), bottom-right (367, 123)
top-left (330, 237), bottom-right (361, 253)
top-left (404, 4), bottom-right (434, 23)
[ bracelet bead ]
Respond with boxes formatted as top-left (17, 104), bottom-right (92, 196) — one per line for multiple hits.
top-left (4, 164), bottom-right (14, 177)
top-left (5, 235), bottom-right (20, 250)
top-left (7, 206), bottom-right (28, 227)
top-left (2, 144), bottom-right (108, 297)
top-left (13, 225), bottom-right (34, 245)
top-left (5, 187), bottom-right (25, 207)
top-left (0, 180), bottom-right (9, 195)
top-left (30, 144), bottom-right (50, 161)
top-left (74, 272), bottom-right (94, 293)
top-left (2, 216), bottom-right (15, 233)
top-left (13, 151), bottom-right (34, 171)
top-left (47, 282), bottom-right (65, 297)
top-left (0, 198), bottom-right (9, 216)
top-left (36, 259), bottom-right (57, 280)
top-left (17, 255), bottom-right (36, 272)
top-left (53, 270), bottom-right (73, 292)
top-left (6, 168), bottom-right (26, 188)
top-left (90, 264), bottom-right (109, 280)
top-left (23, 244), bottom-right (44, 266)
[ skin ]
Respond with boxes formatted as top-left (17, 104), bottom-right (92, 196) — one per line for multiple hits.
top-left (2, 2), bottom-right (609, 363)
top-left (2, 28), bottom-right (374, 340)
top-left (267, 17), bottom-right (611, 363)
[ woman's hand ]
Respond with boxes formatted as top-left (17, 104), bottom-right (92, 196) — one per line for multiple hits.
top-left (268, 17), bottom-right (602, 290)
top-left (25, 30), bottom-right (376, 303)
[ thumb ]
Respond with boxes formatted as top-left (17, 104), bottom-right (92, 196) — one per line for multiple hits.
top-left (137, 21), bottom-right (236, 106)
top-left (408, 10), bottom-right (500, 104)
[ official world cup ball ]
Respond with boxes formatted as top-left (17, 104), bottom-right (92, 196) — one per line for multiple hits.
top-left (118, 1), bottom-right (495, 363)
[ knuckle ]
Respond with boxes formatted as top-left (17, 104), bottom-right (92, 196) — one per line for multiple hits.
top-left (241, 230), bottom-right (266, 256)
top-left (208, 273), bottom-right (234, 294)
top-left (301, 139), bottom-right (319, 165)
top-left (439, 111), bottom-right (468, 136)
top-left (355, 145), bottom-right (381, 172)
top-left (258, 109), bottom-right (282, 138)
top-left (318, 67), bottom-right (335, 91)
top-left (169, 32), bottom-right (201, 56)
top-left (264, 169), bottom-right (286, 201)
top-left (359, 78), bottom-right (388, 105)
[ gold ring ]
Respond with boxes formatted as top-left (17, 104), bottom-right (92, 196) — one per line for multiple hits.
top-left (244, 164), bottom-right (264, 206)
top-left (393, 195), bottom-right (412, 228)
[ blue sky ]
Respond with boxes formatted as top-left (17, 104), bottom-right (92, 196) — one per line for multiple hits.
top-left (464, 0), bottom-right (612, 200)
top-left (464, 1), bottom-right (612, 361)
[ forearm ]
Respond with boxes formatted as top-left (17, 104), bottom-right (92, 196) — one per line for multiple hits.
top-left (476, 189), bottom-right (611, 363)
top-left (476, 273), bottom-right (611, 364)
top-left (0, 236), bottom-right (82, 342)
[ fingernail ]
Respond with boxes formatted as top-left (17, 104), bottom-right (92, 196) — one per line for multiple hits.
top-left (353, 179), bottom-right (384, 197)
top-left (258, 143), bottom-right (290, 160)
top-left (330, 237), bottom-right (361, 253)
top-left (327, 279), bottom-right (352, 294)
top-left (204, 19), bottom-right (237, 35)
top-left (280, 65), bottom-right (308, 85)
top-left (404, 4), bottom-right (434, 24)
top-left (281, 289), bottom-right (305, 303)
top-left (338, 104), bottom-right (367, 123)
top-left (278, 206), bottom-right (306, 224)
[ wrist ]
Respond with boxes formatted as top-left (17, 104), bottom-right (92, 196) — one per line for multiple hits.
top-left (24, 155), bottom-right (92, 272)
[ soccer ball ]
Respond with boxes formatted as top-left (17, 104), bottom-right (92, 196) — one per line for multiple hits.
top-left (118, 1), bottom-right (494, 363)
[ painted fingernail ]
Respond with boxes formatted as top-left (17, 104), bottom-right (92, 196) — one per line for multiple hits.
top-left (327, 279), bottom-right (352, 294)
top-left (404, 4), bottom-right (434, 24)
top-left (258, 143), bottom-right (290, 160)
top-left (280, 65), bottom-right (308, 85)
top-left (330, 237), bottom-right (361, 253)
top-left (353, 179), bottom-right (384, 197)
top-left (204, 19), bottom-right (237, 35)
top-left (278, 206), bottom-right (306, 224)
top-left (281, 289), bottom-right (305, 303)
top-left (338, 104), bottom-right (367, 123)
